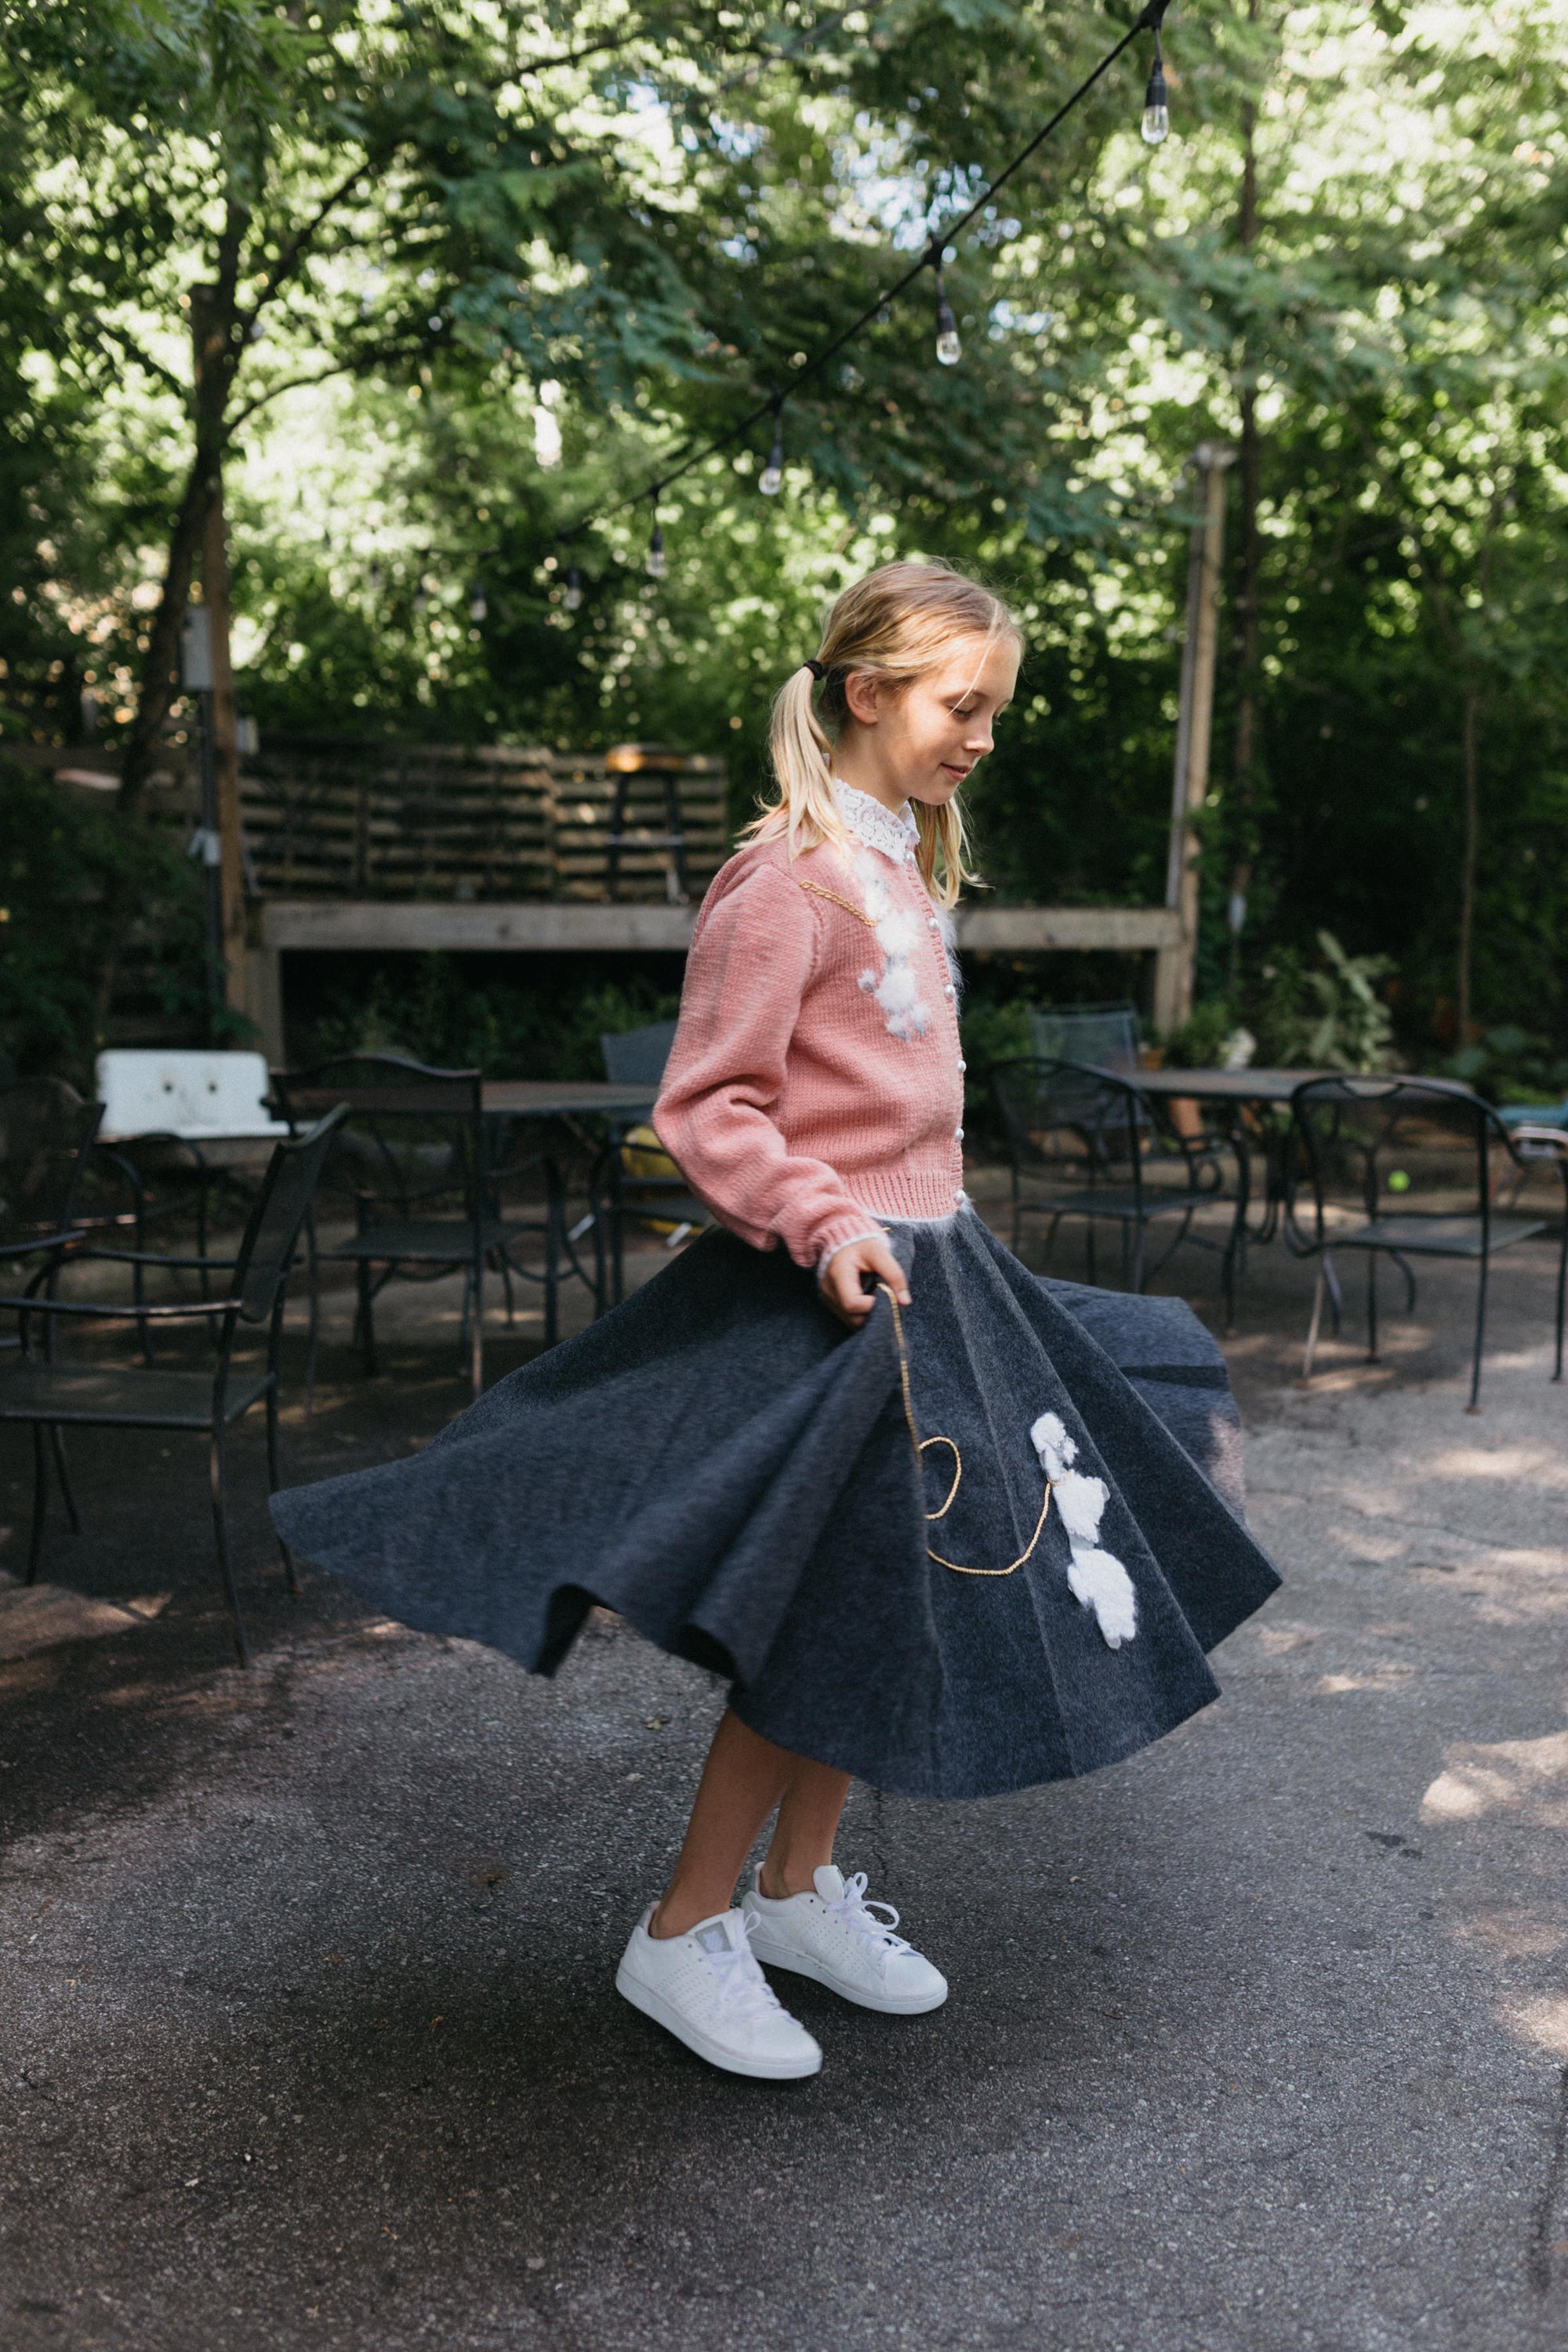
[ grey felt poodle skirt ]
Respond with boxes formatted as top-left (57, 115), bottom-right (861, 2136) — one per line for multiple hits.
top-left (271, 1207), bottom-right (1279, 1799)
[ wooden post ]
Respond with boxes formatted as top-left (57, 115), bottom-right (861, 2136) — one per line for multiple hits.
top-left (1152, 442), bottom-right (1235, 1037)
top-left (201, 481), bottom-right (249, 1025)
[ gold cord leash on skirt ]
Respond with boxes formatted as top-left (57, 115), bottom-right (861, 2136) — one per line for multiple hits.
top-left (876, 1284), bottom-right (1054, 1578)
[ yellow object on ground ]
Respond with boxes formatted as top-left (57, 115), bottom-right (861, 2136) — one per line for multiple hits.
top-left (621, 1123), bottom-right (688, 1233)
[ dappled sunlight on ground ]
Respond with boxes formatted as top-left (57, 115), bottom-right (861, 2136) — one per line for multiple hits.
top-left (1422, 1730), bottom-right (1568, 1829)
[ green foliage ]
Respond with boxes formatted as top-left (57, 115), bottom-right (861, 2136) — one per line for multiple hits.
top-left (957, 991), bottom-right (1035, 1132)
top-left (9, 0), bottom-right (1568, 1070)
top-left (1259, 931), bottom-right (1397, 1074)
top-left (299, 953), bottom-right (682, 1081)
top-left (1161, 999), bottom-right (1236, 1073)
top-left (0, 762), bottom-right (208, 1081)
top-left (1444, 1025), bottom-right (1568, 1109)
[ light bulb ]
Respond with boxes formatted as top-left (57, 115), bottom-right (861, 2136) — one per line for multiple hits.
top-left (469, 584), bottom-right (488, 621)
top-left (413, 580), bottom-right (430, 616)
top-left (564, 565), bottom-right (583, 612)
top-left (1141, 41), bottom-right (1169, 144)
top-left (760, 416), bottom-right (784, 496)
top-left (935, 269), bottom-right (962, 366)
top-left (646, 524), bottom-right (666, 580)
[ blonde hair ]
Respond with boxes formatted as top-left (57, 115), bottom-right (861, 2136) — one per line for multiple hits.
top-left (746, 559), bottom-right (1020, 910)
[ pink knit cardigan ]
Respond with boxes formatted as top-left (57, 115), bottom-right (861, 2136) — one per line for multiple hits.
top-left (653, 786), bottom-right (967, 1272)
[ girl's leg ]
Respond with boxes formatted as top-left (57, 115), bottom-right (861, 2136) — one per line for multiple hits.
top-left (651, 1708), bottom-right (849, 1938)
top-left (757, 1755), bottom-right (851, 1900)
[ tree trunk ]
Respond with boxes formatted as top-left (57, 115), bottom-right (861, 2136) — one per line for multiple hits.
top-left (1457, 684), bottom-right (1481, 1044)
top-left (94, 208), bottom-right (249, 1034)
top-left (203, 480), bottom-right (249, 1022)
top-left (118, 448), bottom-right (221, 818)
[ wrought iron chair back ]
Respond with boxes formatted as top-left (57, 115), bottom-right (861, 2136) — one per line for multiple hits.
top-left (0, 1077), bottom-right (103, 1257)
top-left (1291, 1074), bottom-right (1501, 1242)
top-left (1288, 1073), bottom-right (1562, 1407)
top-left (0, 1109), bottom-right (345, 1663)
top-left (991, 1054), bottom-right (1145, 1184)
top-left (275, 1054), bottom-right (485, 1223)
top-left (600, 1021), bottom-right (678, 1089)
top-left (229, 1106), bottom-right (350, 1325)
top-left (1026, 1002), bottom-right (1141, 1077)
top-left (273, 1055), bottom-right (547, 1396)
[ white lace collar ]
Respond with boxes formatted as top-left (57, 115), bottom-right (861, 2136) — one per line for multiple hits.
top-left (832, 777), bottom-right (919, 866)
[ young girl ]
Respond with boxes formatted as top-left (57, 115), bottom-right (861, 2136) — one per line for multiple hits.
top-left (273, 560), bottom-right (1277, 2083)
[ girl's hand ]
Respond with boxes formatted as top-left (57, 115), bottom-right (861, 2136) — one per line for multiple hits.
top-left (820, 1234), bottom-right (911, 1329)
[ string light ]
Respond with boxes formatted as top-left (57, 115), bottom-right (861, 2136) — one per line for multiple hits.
top-left (933, 263), bottom-right (962, 367)
top-left (1141, 24), bottom-right (1170, 144)
top-left (564, 564), bottom-right (583, 611)
top-left (535, 2), bottom-right (1171, 581)
top-left (759, 409), bottom-right (785, 495)
top-left (468, 579), bottom-right (488, 621)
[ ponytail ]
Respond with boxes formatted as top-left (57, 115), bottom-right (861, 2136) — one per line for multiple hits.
top-left (764, 666), bottom-right (845, 866)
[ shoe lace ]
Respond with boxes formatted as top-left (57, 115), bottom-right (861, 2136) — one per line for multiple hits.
top-left (824, 1871), bottom-right (914, 1957)
top-left (702, 1909), bottom-right (787, 2020)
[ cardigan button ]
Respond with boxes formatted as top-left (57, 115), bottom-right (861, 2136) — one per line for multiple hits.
top-left (943, 983), bottom-right (956, 1000)
top-left (957, 1056), bottom-right (967, 1071)
top-left (954, 1126), bottom-right (964, 1141)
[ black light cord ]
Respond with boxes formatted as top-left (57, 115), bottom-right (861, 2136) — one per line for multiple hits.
top-left (559, 0), bottom-right (1171, 556)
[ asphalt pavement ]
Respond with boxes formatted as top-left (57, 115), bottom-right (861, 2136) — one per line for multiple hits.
top-left (2, 1205), bottom-right (1566, 2351)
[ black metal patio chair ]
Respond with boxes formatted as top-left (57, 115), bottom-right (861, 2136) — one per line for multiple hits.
top-left (590, 1022), bottom-right (710, 1307)
top-left (0, 1108), bottom-right (345, 1664)
top-left (600, 1020), bottom-right (679, 1090)
top-left (274, 1054), bottom-right (558, 1397)
top-left (0, 1076), bottom-right (103, 1278)
top-left (1026, 1000), bottom-right (1142, 1076)
top-left (0, 1078), bottom-right (105, 1519)
top-left (1288, 1075), bottom-right (1568, 1410)
top-left (1507, 1123), bottom-right (1568, 1381)
top-left (989, 1056), bottom-right (1247, 1322)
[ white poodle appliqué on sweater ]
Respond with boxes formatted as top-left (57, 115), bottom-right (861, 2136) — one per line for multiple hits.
top-left (854, 853), bottom-right (933, 1041)
top-left (1029, 1412), bottom-right (1138, 1649)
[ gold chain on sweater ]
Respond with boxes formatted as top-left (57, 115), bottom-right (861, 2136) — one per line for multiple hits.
top-left (876, 1285), bottom-right (1054, 1577)
top-left (793, 876), bottom-right (879, 930)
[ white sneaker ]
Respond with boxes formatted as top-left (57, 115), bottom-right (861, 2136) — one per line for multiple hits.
top-left (615, 1904), bottom-right (823, 2080)
top-left (747, 1865), bottom-right (949, 2015)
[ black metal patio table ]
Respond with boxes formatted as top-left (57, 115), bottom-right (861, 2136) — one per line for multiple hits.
top-left (1133, 1066), bottom-right (1484, 1250)
top-left (481, 1082), bottom-right (659, 1120)
top-left (1134, 1066), bottom-right (1333, 1250)
top-left (480, 1080), bottom-right (660, 1318)
top-left (1135, 1066), bottom-right (1328, 1109)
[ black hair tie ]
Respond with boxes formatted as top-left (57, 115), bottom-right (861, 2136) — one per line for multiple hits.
top-left (804, 657), bottom-right (826, 681)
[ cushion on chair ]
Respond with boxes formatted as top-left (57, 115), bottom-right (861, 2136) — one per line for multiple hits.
top-left (1499, 1099), bottom-right (1568, 1130)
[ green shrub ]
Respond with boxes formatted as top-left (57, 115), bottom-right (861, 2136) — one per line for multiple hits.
top-left (1444, 1023), bottom-right (1568, 1106)
top-left (1257, 931), bottom-right (1396, 1073)
top-left (302, 955), bottom-right (683, 1080)
top-left (0, 760), bottom-right (208, 1084)
top-left (1160, 997), bottom-right (1235, 1070)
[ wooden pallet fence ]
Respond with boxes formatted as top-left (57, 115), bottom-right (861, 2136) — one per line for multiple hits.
top-left (223, 737), bottom-right (729, 903)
